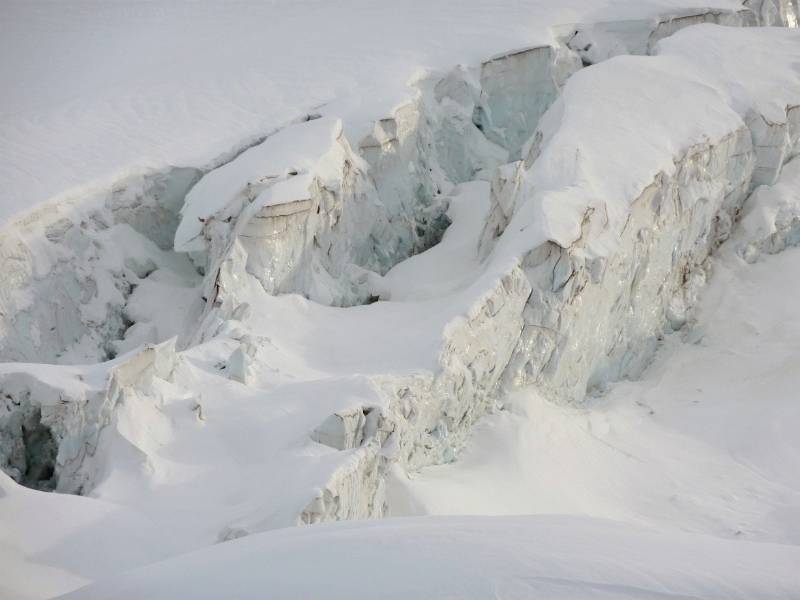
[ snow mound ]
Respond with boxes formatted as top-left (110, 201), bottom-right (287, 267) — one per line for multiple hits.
top-left (736, 155), bottom-right (800, 260)
top-left (62, 515), bottom-right (800, 600)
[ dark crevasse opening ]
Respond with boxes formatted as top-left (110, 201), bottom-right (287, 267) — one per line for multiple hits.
top-left (2, 405), bottom-right (58, 492)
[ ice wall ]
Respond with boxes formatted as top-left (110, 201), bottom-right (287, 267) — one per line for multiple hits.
top-left (0, 168), bottom-right (203, 364)
top-left (0, 341), bottom-right (177, 494)
top-left (297, 21), bottom-right (800, 521)
top-left (492, 128), bottom-right (757, 401)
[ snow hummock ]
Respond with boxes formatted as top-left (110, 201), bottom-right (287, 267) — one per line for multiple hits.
top-left (62, 515), bottom-right (800, 600)
top-left (736, 156), bottom-right (800, 259)
top-left (174, 116), bottom-right (339, 253)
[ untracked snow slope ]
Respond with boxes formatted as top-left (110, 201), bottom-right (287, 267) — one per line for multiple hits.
top-left (1, 0), bottom-right (752, 224)
top-left (61, 515), bottom-right (800, 600)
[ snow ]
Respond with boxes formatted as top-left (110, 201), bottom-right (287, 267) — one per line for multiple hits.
top-left (61, 515), bottom-right (800, 600)
top-left (657, 24), bottom-right (800, 121)
top-left (174, 116), bottom-right (339, 252)
top-left (392, 243), bottom-right (800, 544)
top-left (2, 2), bottom-right (800, 600)
top-left (736, 156), bottom-right (800, 258)
top-left (0, 470), bottom-right (181, 600)
top-left (379, 181), bottom-right (490, 301)
top-left (499, 53), bottom-right (744, 252)
top-left (0, 0), bottom-right (746, 227)
top-left (487, 24), bottom-right (800, 260)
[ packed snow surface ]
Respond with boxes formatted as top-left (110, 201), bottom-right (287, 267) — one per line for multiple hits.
top-left (2, 2), bottom-right (800, 600)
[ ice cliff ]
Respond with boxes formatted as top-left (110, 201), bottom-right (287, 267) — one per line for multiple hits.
top-left (0, 169), bottom-right (203, 364)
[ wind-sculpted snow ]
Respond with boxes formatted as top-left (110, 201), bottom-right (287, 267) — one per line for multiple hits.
top-left (567, 6), bottom-right (757, 64)
top-left (566, 1), bottom-right (797, 64)
top-left (395, 221), bottom-right (800, 545)
top-left (482, 25), bottom-right (800, 402)
top-left (736, 155), bottom-right (800, 260)
top-left (61, 516), bottom-right (800, 600)
top-left (0, 341), bottom-right (177, 494)
top-left (3, 0), bottom-right (758, 224)
top-left (1, 5), bottom-right (800, 599)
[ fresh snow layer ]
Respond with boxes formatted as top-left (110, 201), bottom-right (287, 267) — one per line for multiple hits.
top-left (174, 116), bottom-right (340, 252)
top-left (0, 470), bottom-right (182, 600)
top-left (497, 52), bottom-right (744, 252)
top-left (62, 515), bottom-right (800, 600)
top-left (488, 24), bottom-right (800, 260)
top-left (0, 0), bottom-right (747, 226)
top-left (657, 23), bottom-right (800, 122)
top-left (379, 181), bottom-right (491, 301)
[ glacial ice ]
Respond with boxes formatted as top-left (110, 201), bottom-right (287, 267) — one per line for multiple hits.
top-left (0, 340), bottom-right (177, 494)
top-left (181, 19), bottom-right (800, 527)
top-left (0, 168), bottom-right (203, 364)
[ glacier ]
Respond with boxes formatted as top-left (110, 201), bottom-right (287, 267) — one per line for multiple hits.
top-left (1, 1), bottom-right (800, 599)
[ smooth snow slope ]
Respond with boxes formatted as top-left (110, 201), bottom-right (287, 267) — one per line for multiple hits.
top-left (0, 470), bottom-right (183, 600)
top-left (62, 515), bottom-right (800, 600)
top-left (0, 0), bottom-right (745, 225)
